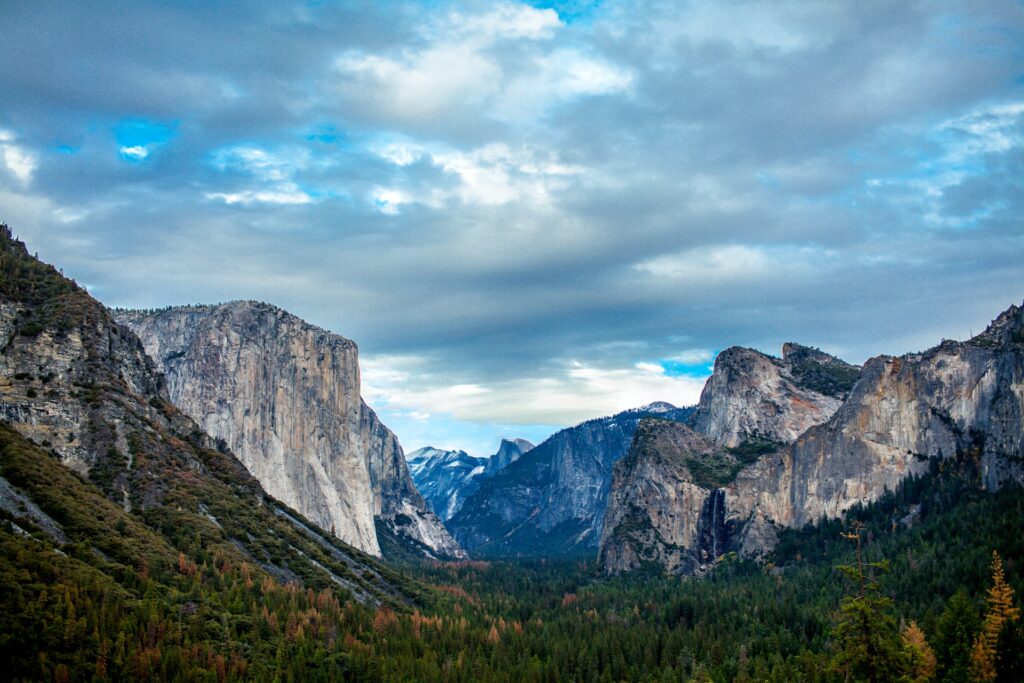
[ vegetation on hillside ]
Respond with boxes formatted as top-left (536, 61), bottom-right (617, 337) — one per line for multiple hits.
top-left (3, 417), bottom-right (1021, 681)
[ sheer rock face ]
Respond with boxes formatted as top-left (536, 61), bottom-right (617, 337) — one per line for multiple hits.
top-left (728, 306), bottom-right (1024, 553)
top-left (450, 405), bottom-right (695, 557)
top-left (601, 306), bottom-right (1024, 574)
top-left (116, 303), bottom-right (463, 559)
top-left (0, 229), bottom-right (416, 603)
top-left (690, 344), bottom-right (859, 448)
top-left (599, 420), bottom-right (726, 575)
top-left (485, 438), bottom-right (534, 476)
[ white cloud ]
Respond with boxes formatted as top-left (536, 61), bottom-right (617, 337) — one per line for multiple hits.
top-left (332, 2), bottom-right (626, 127)
top-left (334, 44), bottom-right (500, 121)
top-left (942, 101), bottom-right (1024, 159)
top-left (119, 145), bottom-right (150, 160)
top-left (207, 145), bottom-right (319, 205)
top-left (362, 354), bottom-right (709, 427)
top-left (206, 187), bottom-right (312, 205)
top-left (371, 187), bottom-right (410, 215)
top-left (667, 349), bottom-right (716, 365)
top-left (0, 129), bottom-right (37, 184)
top-left (446, 3), bottom-right (560, 42)
top-left (636, 244), bottom-right (770, 281)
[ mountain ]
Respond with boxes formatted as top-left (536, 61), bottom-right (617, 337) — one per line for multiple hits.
top-left (408, 438), bottom-right (534, 522)
top-left (114, 303), bottom-right (463, 560)
top-left (407, 446), bottom-right (487, 521)
top-left (0, 225), bottom-right (415, 604)
top-left (600, 308), bottom-right (1024, 574)
top-left (689, 343), bottom-right (860, 447)
top-left (484, 437), bottom-right (534, 476)
top-left (449, 403), bottom-right (694, 557)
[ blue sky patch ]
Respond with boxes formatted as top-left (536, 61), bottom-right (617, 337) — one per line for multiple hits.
top-left (528, 0), bottom-right (602, 24)
top-left (659, 359), bottom-right (715, 378)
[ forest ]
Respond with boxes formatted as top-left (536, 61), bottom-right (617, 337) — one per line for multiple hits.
top-left (2, 421), bottom-right (1021, 682)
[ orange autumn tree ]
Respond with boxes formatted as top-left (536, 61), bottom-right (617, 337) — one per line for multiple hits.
top-left (969, 550), bottom-right (1020, 682)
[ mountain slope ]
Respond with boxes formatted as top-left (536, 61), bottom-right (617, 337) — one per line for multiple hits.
top-left (0, 224), bottom-right (417, 602)
top-left (115, 303), bottom-right (463, 560)
top-left (449, 403), bottom-right (694, 557)
top-left (600, 305), bottom-right (1024, 574)
top-left (407, 447), bottom-right (488, 521)
top-left (408, 438), bottom-right (534, 522)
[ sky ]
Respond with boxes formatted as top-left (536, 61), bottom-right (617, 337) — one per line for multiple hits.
top-left (1, 1), bottom-right (1022, 457)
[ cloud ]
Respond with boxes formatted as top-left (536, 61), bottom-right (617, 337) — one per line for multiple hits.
top-left (0, 130), bottom-right (37, 184)
top-left (1, 0), bottom-right (1022, 452)
top-left (119, 145), bottom-right (150, 161)
top-left (362, 353), bottom-right (709, 427)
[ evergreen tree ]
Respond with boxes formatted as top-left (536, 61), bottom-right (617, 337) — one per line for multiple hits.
top-left (934, 591), bottom-right (979, 683)
top-left (901, 621), bottom-right (936, 683)
top-left (830, 525), bottom-right (907, 683)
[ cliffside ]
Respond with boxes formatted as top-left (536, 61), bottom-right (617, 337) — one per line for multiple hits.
top-left (0, 225), bottom-right (414, 603)
top-left (728, 306), bottom-right (1024, 552)
top-left (690, 344), bottom-right (859, 447)
top-left (485, 438), bottom-right (534, 476)
top-left (600, 307), bottom-right (1024, 574)
top-left (449, 404), bottom-right (694, 556)
top-left (115, 303), bottom-right (463, 560)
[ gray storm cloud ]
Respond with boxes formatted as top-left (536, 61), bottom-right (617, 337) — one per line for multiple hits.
top-left (1, 0), bottom-right (1022, 449)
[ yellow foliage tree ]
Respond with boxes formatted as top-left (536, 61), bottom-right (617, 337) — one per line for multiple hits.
top-left (969, 550), bottom-right (1020, 682)
top-left (901, 620), bottom-right (936, 683)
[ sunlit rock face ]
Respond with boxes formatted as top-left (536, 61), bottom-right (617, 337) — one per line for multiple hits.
top-left (601, 305), bottom-right (1024, 575)
top-left (116, 302), bottom-right (463, 559)
top-left (690, 343), bottom-right (859, 447)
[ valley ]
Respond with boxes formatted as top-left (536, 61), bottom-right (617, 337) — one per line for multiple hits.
top-left (1, 224), bottom-right (1021, 681)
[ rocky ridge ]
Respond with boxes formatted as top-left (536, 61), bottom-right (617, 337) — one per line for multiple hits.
top-left (0, 225), bottom-right (412, 603)
top-left (600, 311), bottom-right (1024, 574)
top-left (115, 302), bottom-right (463, 560)
top-left (689, 343), bottom-right (860, 447)
top-left (449, 403), bottom-right (694, 556)
top-left (408, 438), bottom-right (535, 522)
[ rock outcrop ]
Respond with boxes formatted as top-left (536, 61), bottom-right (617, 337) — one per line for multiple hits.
top-left (600, 307), bottom-right (1024, 574)
top-left (728, 306), bottom-right (1024, 552)
top-left (449, 403), bottom-right (694, 556)
top-left (690, 344), bottom-right (859, 447)
top-left (485, 438), bottom-right (534, 476)
top-left (115, 302), bottom-right (463, 559)
top-left (0, 225), bottom-right (412, 603)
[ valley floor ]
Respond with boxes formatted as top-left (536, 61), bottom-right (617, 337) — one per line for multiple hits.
top-left (3, 444), bottom-right (1022, 682)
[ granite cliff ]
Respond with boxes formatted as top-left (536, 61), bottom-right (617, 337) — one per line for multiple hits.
top-left (449, 403), bottom-right (693, 557)
top-left (115, 303), bottom-right (463, 560)
top-left (0, 225), bottom-right (413, 603)
top-left (601, 310), bottom-right (1024, 574)
top-left (689, 343), bottom-right (860, 447)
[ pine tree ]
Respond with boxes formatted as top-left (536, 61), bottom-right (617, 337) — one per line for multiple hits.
top-left (970, 551), bottom-right (1020, 682)
top-left (901, 621), bottom-right (936, 683)
top-left (934, 591), bottom-right (979, 683)
top-left (830, 524), bottom-right (907, 683)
